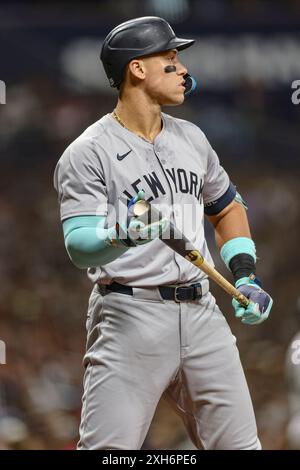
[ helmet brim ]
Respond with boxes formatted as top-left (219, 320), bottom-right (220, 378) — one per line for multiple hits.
top-left (167, 37), bottom-right (195, 52)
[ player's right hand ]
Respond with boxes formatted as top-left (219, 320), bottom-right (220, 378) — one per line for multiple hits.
top-left (127, 217), bottom-right (169, 245)
top-left (116, 190), bottom-right (169, 246)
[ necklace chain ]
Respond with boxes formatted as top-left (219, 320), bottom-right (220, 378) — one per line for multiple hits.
top-left (112, 110), bottom-right (126, 129)
top-left (112, 109), bottom-right (153, 143)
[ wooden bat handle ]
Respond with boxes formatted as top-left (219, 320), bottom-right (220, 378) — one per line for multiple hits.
top-left (132, 200), bottom-right (250, 308)
top-left (182, 249), bottom-right (250, 308)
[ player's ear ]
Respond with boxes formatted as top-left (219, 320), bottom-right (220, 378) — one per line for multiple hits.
top-left (128, 59), bottom-right (146, 82)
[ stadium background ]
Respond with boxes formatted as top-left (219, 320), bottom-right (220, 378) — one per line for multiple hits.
top-left (0, 0), bottom-right (300, 449)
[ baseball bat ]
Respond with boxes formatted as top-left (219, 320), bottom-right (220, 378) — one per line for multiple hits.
top-left (132, 199), bottom-right (250, 308)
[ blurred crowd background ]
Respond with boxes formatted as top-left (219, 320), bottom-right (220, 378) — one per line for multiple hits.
top-left (0, 0), bottom-right (300, 450)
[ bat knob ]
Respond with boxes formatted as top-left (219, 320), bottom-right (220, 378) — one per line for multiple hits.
top-left (132, 200), bottom-right (151, 217)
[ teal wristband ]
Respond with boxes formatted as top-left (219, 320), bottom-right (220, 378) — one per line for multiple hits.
top-left (220, 237), bottom-right (256, 270)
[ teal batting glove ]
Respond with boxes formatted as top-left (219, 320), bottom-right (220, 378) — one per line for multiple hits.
top-left (127, 190), bottom-right (145, 210)
top-left (127, 217), bottom-right (169, 245)
top-left (232, 275), bottom-right (273, 325)
top-left (127, 190), bottom-right (169, 245)
top-left (115, 190), bottom-right (169, 246)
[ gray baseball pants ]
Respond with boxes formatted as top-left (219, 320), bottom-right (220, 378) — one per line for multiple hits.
top-left (78, 280), bottom-right (261, 450)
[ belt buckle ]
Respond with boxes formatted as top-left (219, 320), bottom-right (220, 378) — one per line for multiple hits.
top-left (174, 283), bottom-right (202, 302)
top-left (193, 283), bottom-right (202, 300)
top-left (174, 286), bottom-right (181, 303)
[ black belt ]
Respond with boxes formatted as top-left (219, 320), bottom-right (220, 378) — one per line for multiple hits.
top-left (103, 281), bottom-right (203, 303)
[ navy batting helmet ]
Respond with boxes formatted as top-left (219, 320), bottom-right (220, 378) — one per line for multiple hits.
top-left (100, 16), bottom-right (195, 89)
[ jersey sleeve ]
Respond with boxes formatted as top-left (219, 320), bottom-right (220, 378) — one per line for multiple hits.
top-left (203, 137), bottom-right (236, 215)
top-left (54, 137), bottom-right (108, 221)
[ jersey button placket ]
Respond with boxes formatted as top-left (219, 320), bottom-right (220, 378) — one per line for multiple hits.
top-left (156, 147), bottom-right (166, 165)
top-left (179, 303), bottom-right (189, 359)
top-left (153, 144), bottom-right (182, 281)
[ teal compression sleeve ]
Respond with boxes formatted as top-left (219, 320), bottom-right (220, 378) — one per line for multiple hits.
top-left (63, 216), bottom-right (129, 269)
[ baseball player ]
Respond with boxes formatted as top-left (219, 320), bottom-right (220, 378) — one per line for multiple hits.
top-left (53, 17), bottom-right (273, 450)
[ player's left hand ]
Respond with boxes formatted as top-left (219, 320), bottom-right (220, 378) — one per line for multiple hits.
top-left (232, 275), bottom-right (273, 325)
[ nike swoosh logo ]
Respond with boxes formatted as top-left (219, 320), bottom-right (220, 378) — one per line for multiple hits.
top-left (117, 149), bottom-right (132, 161)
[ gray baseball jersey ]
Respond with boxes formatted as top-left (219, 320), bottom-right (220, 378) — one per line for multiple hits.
top-left (54, 112), bottom-right (260, 450)
top-left (54, 112), bottom-right (230, 286)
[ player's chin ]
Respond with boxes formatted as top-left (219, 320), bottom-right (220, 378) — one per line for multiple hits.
top-left (161, 91), bottom-right (185, 106)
